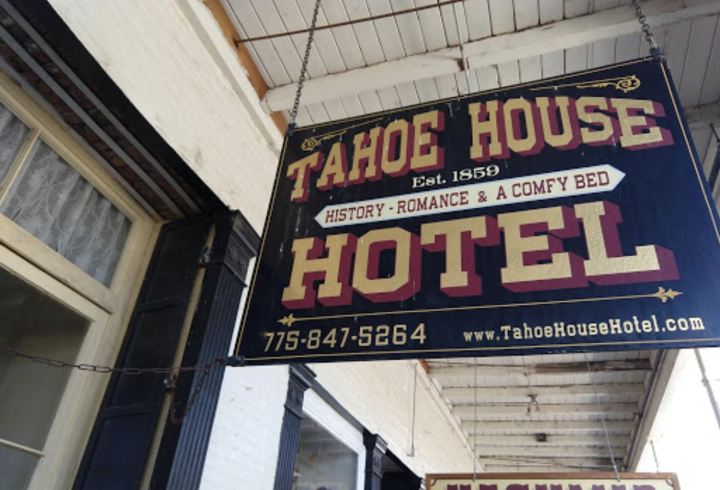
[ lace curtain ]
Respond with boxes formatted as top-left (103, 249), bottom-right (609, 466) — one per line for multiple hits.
top-left (0, 104), bottom-right (29, 184)
top-left (1, 140), bottom-right (130, 286)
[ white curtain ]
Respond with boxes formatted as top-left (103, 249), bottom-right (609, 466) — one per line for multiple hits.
top-left (0, 104), bottom-right (29, 183)
top-left (1, 140), bottom-right (130, 286)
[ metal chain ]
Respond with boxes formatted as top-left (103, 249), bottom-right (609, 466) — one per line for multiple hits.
top-left (169, 360), bottom-right (217, 424)
top-left (0, 344), bottom-right (244, 422)
top-left (287, 0), bottom-right (322, 133)
top-left (631, 0), bottom-right (661, 57)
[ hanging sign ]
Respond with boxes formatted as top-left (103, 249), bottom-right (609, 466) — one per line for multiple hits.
top-left (425, 473), bottom-right (680, 490)
top-left (235, 57), bottom-right (720, 364)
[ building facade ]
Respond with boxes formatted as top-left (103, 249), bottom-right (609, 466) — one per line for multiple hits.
top-left (0, 1), bottom-right (719, 489)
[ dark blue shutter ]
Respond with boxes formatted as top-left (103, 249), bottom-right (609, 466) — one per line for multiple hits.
top-left (75, 216), bottom-right (212, 490)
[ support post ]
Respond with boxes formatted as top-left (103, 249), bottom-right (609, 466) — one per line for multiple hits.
top-left (151, 211), bottom-right (258, 489)
top-left (363, 431), bottom-right (387, 490)
top-left (273, 364), bottom-right (316, 490)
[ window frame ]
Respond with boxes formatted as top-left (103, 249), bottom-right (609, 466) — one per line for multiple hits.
top-left (0, 70), bottom-right (159, 489)
top-left (0, 243), bottom-right (109, 488)
top-left (301, 389), bottom-right (366, 490)
top-left (0, 69), bottom-right (154, 313)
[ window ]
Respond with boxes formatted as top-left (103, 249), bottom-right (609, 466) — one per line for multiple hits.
top-left (294, 417), bottom-right (359, 490)
top-left (0, 105), bottom-right (130, 286)
top-left (0, 70), bottom-right (156, 489)
top-left (0, 266), bottom-right (89, 488)
top-left (295, 390), bottom-right (365, 490)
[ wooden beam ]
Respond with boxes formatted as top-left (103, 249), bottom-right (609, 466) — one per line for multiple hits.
top-left (263, 0), bottom-right (720, 110)
top-left (453, 403), bottom-right (638, 419)
top-left (686, 100), bottom-right (720, 129)
top-left (418, 358), bottom-right (430, 374)
top-left (465, 434), bottom-right (627, 447)
top-left (429, 360), bottom-right (650, 379)
top-left (472, 446), bottom-right (626, 458)
top-left (484, 465), bottom-right (611, 472)
top-left (462, 420), bottom-right (635, 434)
top-left (441, 383), bottom-right (644, 403)
top-left (203, 0), bottom-right (287, 133)
top-left (480, 457), bottom-right (615, 468)
top-left (486, 458), bottom-right (612, 473)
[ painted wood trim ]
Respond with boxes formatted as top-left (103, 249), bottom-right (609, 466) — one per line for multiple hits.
top-left (273, 364), bottom-right (315, 490)
top-left (363, 431), bottom-right (387, 490)
top-left (158, 212), bottom-right (257, 490)
top-left (203, 0), bottom-right (287, 134)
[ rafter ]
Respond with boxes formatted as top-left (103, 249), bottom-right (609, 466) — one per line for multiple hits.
top-left (472, 445), bottom-right (626, 458)
top-left (428, 359), bottom-right (651, 379)
top-left (466, 434), bottom-right (627, 447)
top-left (452, 403), bottom-right (639, 419)
top-left (462, 420), bottom-right (635, 434)
top-left (440, 383), bottom-right (644, 403)
top-left (686, 100), bottom-right (720, 129)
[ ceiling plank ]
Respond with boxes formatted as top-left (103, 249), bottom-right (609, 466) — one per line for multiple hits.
top-left (452, 402), bottom-right (639, 418)
top-left (467, 434), bottom-right (627, 447)
top-left (441, 383), bottom-right (645, 402)
top-left (686, 99), bottom-right (720, 128)
top-left (480, 456), bottom-right (614, 467)
top-left (483, 465), bottom-right (612, 472)
top-left (472, 445), bottom-right (626, 458)
top-left (428, 359), bottom-right (651, 379)
top-left (263, 0), bottom-right (720, 110)
top-left (462, 420), bottom-right (635, 434)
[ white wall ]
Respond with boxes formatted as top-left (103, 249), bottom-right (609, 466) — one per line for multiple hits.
top-left (200, 365), bottom-right (289, 490)
top-left (47, 0), bottom-right (282, 232)
top-left (635, 348), bottom-right (720, 490)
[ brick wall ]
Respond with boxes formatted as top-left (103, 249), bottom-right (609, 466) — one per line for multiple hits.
top-left (199, 365), bottom-right (289, 489)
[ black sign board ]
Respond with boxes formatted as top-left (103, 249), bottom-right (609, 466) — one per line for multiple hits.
top-left (235, 57), bottom-right (720, 364)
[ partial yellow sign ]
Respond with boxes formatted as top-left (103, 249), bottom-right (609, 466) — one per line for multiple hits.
top-left (426, 473), bottom-right (679, 490)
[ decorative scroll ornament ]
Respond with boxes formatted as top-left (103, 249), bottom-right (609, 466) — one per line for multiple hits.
top-left (301, 117), bottom-right (383, 152)
top-left (576, 74), bottom-right (641, 93)
top-left (301, 128), bottom-right (347, 152)
top-left (653, 286), bottom-right (683, 303)
top-left (278, 313), bottom-right (297, 327)
top-left (530, 75), bottom-right (641, 94)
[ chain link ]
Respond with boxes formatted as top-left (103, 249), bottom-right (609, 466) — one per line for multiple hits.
top-left (631, 0), bottom-right (661, 57)
top-left (0, 344), bottom-right (244, 422)
top-left (287, 0), bottom-right (322, 133)
top-left (168, 360), bottom-right (218, 424)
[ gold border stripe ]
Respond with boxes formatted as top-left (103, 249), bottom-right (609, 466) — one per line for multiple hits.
top-left (245, 337), bottom-right (720, 363)
top-left (660, 62), bottom-right (720, 244)
top-left (283, 289), bottom-right (669, 324)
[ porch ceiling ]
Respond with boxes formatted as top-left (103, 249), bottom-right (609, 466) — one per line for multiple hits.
top-left (425, 350), bottom-right (659, 473)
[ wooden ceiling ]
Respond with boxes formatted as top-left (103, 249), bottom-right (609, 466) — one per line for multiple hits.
top-left (424, 351), bottom-right (659, 472)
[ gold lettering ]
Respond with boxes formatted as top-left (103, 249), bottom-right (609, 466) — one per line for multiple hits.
top-left (469, 100), bottom-right (504, 161)
top-left (411, 110), bottom-right (444, 171)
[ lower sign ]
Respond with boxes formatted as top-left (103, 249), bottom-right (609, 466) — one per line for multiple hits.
top-left (236, 57), bottom-right (720, 364)
top-left (426, 473), bottom-right (680, 490)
